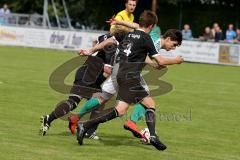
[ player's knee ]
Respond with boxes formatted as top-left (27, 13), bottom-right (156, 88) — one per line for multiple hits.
top-left (141, 97), bottom-right (155, 109)
top-left (98, 92), bottom-right (113, 104)
top-left (68, 95), bottom-right (82, 110)
top-left (116, 109), bottom-right (126, 116)
top-left (116, 106), bottom-right (127, 116)
top-left (98, 96), bottom-right (106, 104)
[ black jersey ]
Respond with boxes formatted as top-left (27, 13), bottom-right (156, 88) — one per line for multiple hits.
top-left (71, 32), bottom-right (126, 98)
top-left (117, 29), bottom-right (158, 79)
top-left (74, 31), bottom-right (127, 88)
top-left (95, 34), bottom-right (116, 67)
top-left (74, 33), bottom-right (115, 88)
top-left (115, 29), bottom-right (159, 104)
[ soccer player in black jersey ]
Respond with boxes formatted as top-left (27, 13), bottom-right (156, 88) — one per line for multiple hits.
top-left (40, 31), bottom-right (126, 136)
top-left (76, 10), bottom-right (183, 151)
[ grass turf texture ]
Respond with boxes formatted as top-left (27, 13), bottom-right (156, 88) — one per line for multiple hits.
top-left (0, 46), bottom-right (239, 160)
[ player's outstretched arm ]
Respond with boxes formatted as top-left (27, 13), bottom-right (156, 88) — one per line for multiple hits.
top-left (145, 55), bottom-right (167, 70)
top-left (106, 17), bottom-right (139, 29)
top-left (79, 38), bottom-right (117, 56)
top-left (154, 55), bottom-right (184, 65)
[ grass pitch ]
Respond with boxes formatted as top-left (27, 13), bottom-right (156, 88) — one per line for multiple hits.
top-left (0, 46), bottom-right (239, 160)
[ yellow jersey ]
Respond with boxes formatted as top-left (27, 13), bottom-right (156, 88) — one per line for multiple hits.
top-left (110, 10), bottom-right (134, 32)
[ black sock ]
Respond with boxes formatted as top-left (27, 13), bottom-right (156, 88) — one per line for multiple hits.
top-left (145, 108), bottom-right (156, 137)
top-left (86, 104), bottom-right (105, 135)
top-left (85, 108), bottom-right (118, 128)
top-left (48, 95), bottom-right (81, 124)
top-left (48, 111), bottom-right (57, 124)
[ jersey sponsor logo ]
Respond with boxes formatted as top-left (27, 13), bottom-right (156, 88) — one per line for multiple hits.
top-left (128, 33), bottom-right (140, 39)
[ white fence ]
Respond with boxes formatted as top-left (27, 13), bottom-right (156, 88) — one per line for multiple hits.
top-left (160, 40), bottom-right (240, 66)
top-left (0, 26), bottom-right (240, 66)
top-left (0, 26), bottom-right (103, 50)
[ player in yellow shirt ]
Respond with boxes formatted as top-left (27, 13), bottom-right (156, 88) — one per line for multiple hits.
top-left (110, 0), bottom-right (137, 33)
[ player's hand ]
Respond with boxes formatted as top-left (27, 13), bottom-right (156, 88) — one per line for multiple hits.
top-left (78, 49), bottom-right (93, 56)
top-left (153, 64), bottom-right (167, 70)
top-left (106, 16), bottom-right (118, 25)
top-left (175, 55), bottom-right (184, 64)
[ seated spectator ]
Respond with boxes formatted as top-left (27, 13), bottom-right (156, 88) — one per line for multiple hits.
top-left (182, 24), bottom-right (193, 40)
top-left (0, 3), bottom-right (10, 25)
top-left (199, 26), bottom-right (214, 41)
top-left (214, 26), bottom-right (224, 42)
top-left (225, 24), bottom-right (237, 42)
top-left (233, 29), bottom-right (240, 43)
top-left (25, 15), bottom-right (36, 27)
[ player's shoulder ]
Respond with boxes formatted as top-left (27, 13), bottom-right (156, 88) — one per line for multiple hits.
top-left (135, 29), bottom-right (150, 38)
top-left (117, 10), bottom-right (126, 16)
top-left (115, 10), bottom-right (128, 20)
top-left (98, 33), bottom-right (112, 41)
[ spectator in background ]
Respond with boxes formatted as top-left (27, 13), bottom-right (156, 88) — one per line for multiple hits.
top-left (199, 26), bottom-right (214, 41)
top-left (211, 22), bottom-right (220, 37)
top-left (25, 15), bottom-right (35, 27)
top-left (214, 26), bottom-right (224, 42)
top-left (182, 24), bottom-right (193, 40)
top-left (225, 24), bottom-right (237, 42)
top-left (0, 3), bottom-right (10, 25)
top-left (233, 28), bottom-right (240, 43)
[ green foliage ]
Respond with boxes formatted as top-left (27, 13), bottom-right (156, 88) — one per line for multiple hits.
top-left (1, 0), bottom-right (239, 35)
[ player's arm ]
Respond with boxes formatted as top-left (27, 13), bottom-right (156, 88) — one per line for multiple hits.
top-left (107, 17), bottom-right (139, 29)
top-left (153, 54), bottom-right (184, 65)
top-left (103, 64), bottom-right (113, 78)
top-left (145, 36), bottom-right (184, 65)
top-left (145, 55), bottom-right (167, 70)
top-left (79, 38), bottom-right (117, 56)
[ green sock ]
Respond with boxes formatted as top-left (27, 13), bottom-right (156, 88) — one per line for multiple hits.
top-left (78, 97), bottom-right (100, 117)
top-left (130, 103), bottom-right (146, 123)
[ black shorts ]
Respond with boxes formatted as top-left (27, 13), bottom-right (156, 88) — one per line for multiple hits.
top-left (71, 56), bottom-right (105, 98)
top-left (116, 76), bottom-right (149, 104)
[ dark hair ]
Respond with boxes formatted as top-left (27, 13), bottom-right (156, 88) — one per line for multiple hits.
top-left (139, 10), bottom-right (157, 28)
top-left (125, 0), bottom-right (138, 4)
top-left (163, 29), bottom-right (182, 46)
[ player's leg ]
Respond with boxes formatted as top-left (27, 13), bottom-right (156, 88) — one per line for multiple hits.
top-left (78, 97), bottom-right (101, 117)
top-left (124, 103), bottom-right (146, 138)
top-left (76, 76), bottom-right (118, 137)
top-left (123, 75), bottom-right (148, 138)
top-left (85, 103), bottom-right (105, 140)
top-left (141, 96), bottom-right (167, 151)
top-left (68, 91), bottom-right (114, 134)
top-left (76, 101), bottom-right (129, 145)
top-left (69, 76), bottom-right (117, 133)
top-left (40, 94), bottom-right (82, 136)
top-left (130, 103), bottom-right (146, 123)
top-left (78, 76), bottom-right (117, 117)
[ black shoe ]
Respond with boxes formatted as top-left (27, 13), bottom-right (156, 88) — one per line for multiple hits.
top-left (76, 122), bottom-right (87, 145)
top-left (40, 115), bottom-right (50, 136)
top-left (150, 136), bottom-right (167, 151)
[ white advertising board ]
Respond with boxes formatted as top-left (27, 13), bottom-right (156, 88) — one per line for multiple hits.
top-left (0, 26), bottom-right (103, 50)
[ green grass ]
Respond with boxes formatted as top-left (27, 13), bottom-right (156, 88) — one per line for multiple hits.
top-left (0, 45), bottom-right (240, 160)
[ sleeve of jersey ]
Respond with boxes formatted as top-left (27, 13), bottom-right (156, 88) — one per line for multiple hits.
top-left (104, 47), bottom-right (115, 68)
top-left (145, 35), bottom-right (160, 58)
top-left (103, 35), bottom-right (117, 68)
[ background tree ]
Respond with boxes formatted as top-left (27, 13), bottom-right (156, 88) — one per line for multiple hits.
top-left (1, 0), bottom-right (239, 36)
